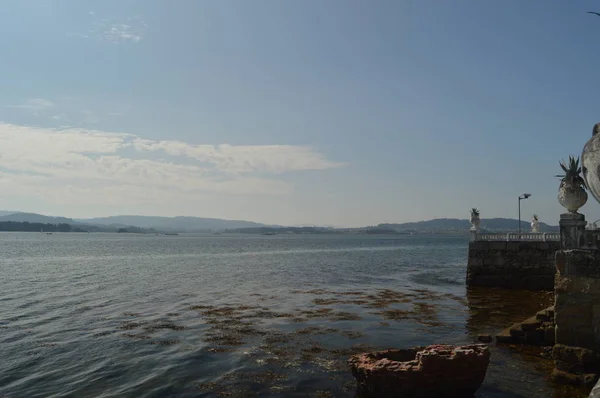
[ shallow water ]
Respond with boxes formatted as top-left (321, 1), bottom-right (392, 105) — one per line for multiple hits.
top-left (0, 233), bottom-right (589, 397)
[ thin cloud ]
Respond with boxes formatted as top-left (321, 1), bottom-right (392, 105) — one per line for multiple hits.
top-left (83, 16), bottom-right (148, 44)
top-left (8, 98), bottom-right (104, 126)
top-left (0, 124), bottom-right (344, 206)
top-left (100, 24), bottom-right (142, 43)
top-left (132, 139), bottom-right (346, 174)
top-left (9, 98), bottom-right (55, 111)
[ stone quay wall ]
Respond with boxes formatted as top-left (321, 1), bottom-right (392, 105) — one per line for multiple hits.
top-left (552, 249), bottom-right (600, 387)
top-left (466, 241), bottom-right (560, 290)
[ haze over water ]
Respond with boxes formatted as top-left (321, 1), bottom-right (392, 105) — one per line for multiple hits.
top-left (0, 233), bottom-right (585, 397)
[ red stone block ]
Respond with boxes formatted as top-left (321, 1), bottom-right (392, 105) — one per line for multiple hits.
top-left (348, 344), bottom-right (490, 397)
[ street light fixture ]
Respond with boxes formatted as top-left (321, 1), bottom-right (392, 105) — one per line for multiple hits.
top-left (518, 193), bottom-right (531, 235)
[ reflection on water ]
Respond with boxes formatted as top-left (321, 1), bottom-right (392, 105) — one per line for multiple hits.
top-left (466, 288), bottom-right (588, 398)
top-left (466, 287), bottom-right (554, 336)
top-left (0, 233), bottom-right (591, 397)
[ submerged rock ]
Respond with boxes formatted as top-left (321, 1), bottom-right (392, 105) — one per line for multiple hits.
top-left (348, 344), bottom-right (490, 398)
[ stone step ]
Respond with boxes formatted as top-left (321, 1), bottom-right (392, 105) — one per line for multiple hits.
top-left (536, 306), bottom-right (555, 322)
top-left (496, 307), bottom-right (555, 346)
top-left (496, 327), bottom-right (514, 344)
top-left (509, 323), bottom-right (526, 338)
top-left (536, 312), bottom-right (552, 322)
top-left (519, 315), bottom-right (543, 332)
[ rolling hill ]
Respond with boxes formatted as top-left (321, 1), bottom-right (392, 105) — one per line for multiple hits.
top-left (0, 212), bottom-right (266, 232)
top-left (377, 217), bottom-right (559, 233)
top-left (0, 212), bottom-right (559, 234)
top-left (76, 215), bottom-right (267, 232)
top-left (0, 212), bottom-right (76, 224)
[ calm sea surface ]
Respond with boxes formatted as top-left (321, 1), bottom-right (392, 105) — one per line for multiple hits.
top-left (0, 233), bottom-right (588, 397)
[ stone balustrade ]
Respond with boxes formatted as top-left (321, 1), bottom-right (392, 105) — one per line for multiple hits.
top-left (471, 232), bottom-right (560, 242)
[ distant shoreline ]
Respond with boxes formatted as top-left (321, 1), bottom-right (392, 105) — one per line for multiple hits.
top-left (0, 212), bottom-right (559, 235)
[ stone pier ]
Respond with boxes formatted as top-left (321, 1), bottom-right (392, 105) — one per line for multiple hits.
top-left (467, 240), bottom-right (559, 290)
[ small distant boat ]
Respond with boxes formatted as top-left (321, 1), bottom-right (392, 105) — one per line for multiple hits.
top-left (164, 233), bottom-right (179, 236)
top-left (46, 232), bottom-right (53, 235)
top-left (263, 232), bottom-right (276, 235)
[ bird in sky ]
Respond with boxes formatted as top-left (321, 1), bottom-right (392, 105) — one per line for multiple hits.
top-left (587, 11), bottom-right (600, 17)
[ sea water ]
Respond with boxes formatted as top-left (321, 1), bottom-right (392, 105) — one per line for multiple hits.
top-left (0, 233), bottom-right (587, 397)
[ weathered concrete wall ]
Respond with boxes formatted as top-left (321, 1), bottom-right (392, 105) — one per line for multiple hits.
top-left (552, 250), bottom-right (600, 387)
top-left (466, 241), bottom-right (560, 290)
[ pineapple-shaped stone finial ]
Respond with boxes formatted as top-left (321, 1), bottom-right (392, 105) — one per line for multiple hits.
top-left (557, 156), bottom-right (588, 213)
top-left (470, 208), bottom-right (480, 232)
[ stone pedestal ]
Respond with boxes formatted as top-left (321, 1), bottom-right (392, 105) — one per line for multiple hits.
top-left (469, 229), bottom-right (476, 242)
top-left (552, 249), bottom-right (600, 386)
top-left (559, 213), bottom-right (587, 250)
top-left (591, 377), bottom-right (600, 398)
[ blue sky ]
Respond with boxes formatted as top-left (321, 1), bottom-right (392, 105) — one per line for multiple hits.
top-left (0, 0), bottom-right (599, 227)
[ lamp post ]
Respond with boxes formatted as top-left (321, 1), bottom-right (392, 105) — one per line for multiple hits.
top-left (518, 193), bottom-right (531, 235)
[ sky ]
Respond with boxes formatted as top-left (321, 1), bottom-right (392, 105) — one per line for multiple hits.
top-left (1, 0), bottom-right (600, 227)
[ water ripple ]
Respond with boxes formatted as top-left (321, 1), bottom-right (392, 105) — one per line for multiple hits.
top-left (0, 234), bottom-right (588, 397)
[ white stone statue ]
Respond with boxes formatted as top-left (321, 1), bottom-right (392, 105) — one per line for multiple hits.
top-left (470, 208), bottom-right (480, 232)
top-left (531, 214), bottom-right (539, 233)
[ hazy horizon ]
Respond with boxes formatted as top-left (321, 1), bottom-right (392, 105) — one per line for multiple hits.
top-left (0, 209), bottom-right (561, 229)
top-left (1, 1), bottom-right (600, 226)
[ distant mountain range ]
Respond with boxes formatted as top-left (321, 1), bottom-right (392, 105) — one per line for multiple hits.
top-left (0, 212), bottom-right (267, 232)
top-left (376, 217), bottom-right (559, 233)
top-left (0, 212), bottom-right (74, 224)
top-left (74, 215), bottom-right (267, 232)
top-left (0, 212), bottom-right (559, 234)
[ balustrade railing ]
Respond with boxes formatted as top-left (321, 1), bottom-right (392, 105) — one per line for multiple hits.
top-left (471, 232), bottom-right (560, 242)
